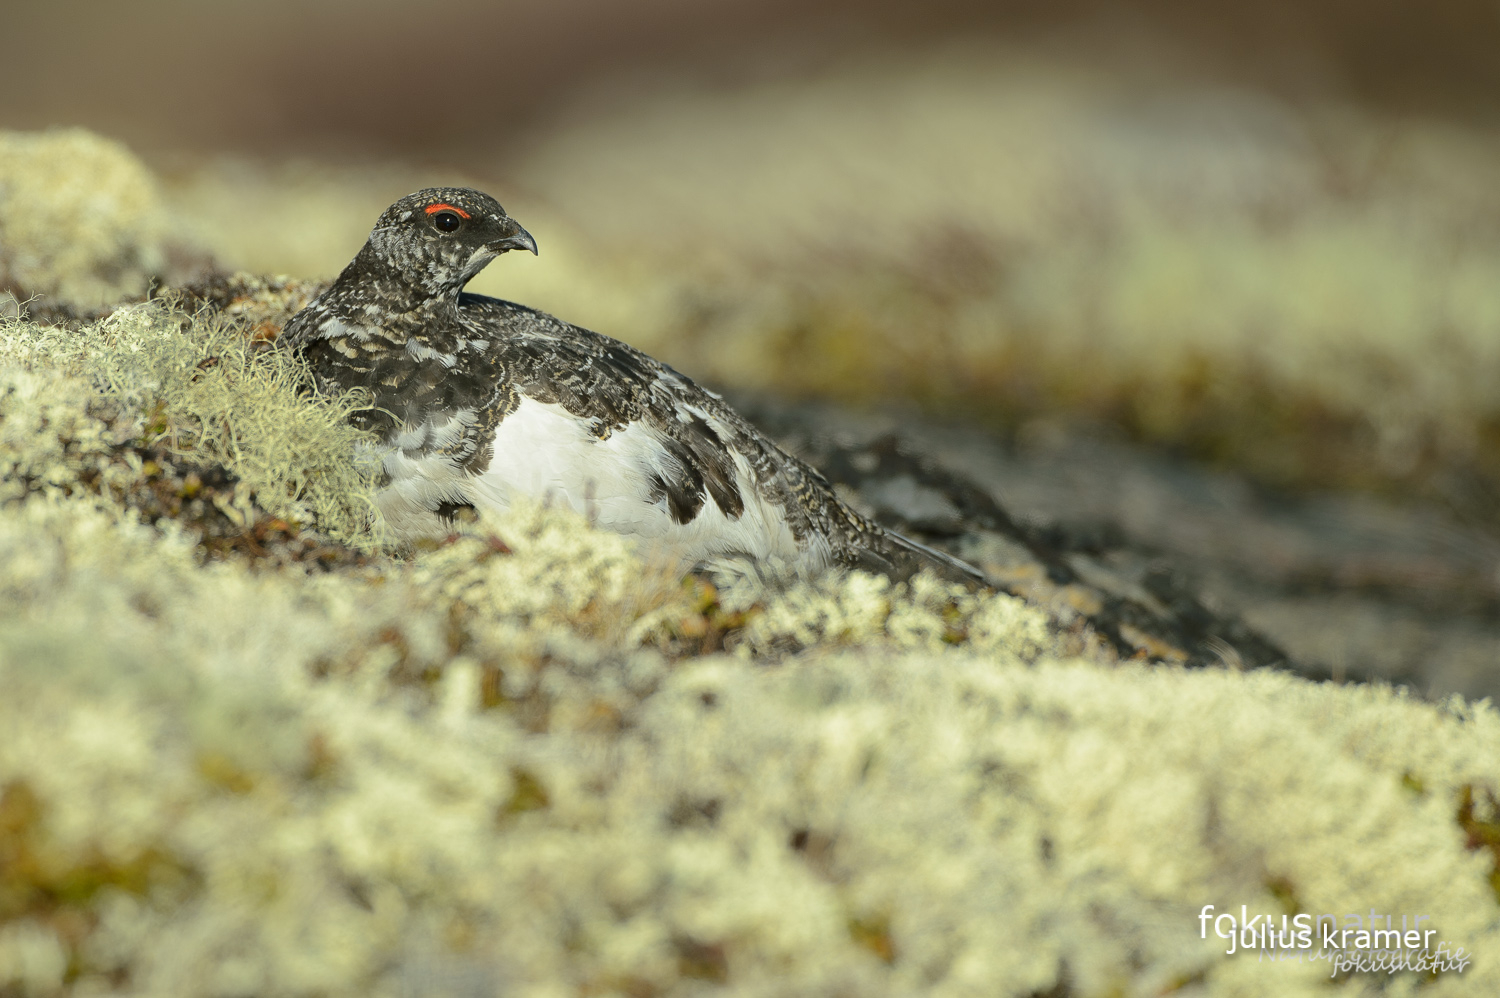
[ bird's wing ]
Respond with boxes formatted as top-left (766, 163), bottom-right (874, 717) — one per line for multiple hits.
top-left (457, 294), bottom-right (987, 583)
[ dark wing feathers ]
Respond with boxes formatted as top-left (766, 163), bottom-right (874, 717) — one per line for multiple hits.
top-left (678, 412), bottom-right (745, 519)
top-left (459, 294), bottom-right (751, 526)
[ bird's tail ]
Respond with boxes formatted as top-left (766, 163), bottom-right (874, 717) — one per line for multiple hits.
top-left (856, 528), bottom-right (991, 589)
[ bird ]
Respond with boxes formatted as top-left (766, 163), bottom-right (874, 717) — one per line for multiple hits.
top-left (281, 187), bottom-right (987, 586)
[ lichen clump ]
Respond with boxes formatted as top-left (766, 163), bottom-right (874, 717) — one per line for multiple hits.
top-left (1, 301), bottom-right (382, 551)
top-left (0, 130), bottom-right (170, 310)
top-left (2, 497), bottom-right (1500, 996)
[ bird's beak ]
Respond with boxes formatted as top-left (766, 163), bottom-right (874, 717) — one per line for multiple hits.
top-left (488, 219), bottom-right (538, 255)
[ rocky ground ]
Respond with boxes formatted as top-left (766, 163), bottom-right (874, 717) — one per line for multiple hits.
top-left (742, 397), bottom-right (1500, 701)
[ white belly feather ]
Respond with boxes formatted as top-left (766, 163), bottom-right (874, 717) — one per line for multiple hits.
top-left (374, 396), bottom-right (821, 571)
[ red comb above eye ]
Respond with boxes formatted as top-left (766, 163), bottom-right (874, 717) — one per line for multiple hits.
top-left (424, 203), bottom-right (471, 219)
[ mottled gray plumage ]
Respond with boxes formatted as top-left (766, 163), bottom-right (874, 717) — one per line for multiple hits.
top-left (282, 187), bottom-right (986, 584)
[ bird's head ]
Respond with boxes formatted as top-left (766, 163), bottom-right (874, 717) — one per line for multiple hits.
top-left (359, 187), bottom-right (537, 297)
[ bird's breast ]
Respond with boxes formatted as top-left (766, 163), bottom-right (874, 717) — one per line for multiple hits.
top-left (407, 395), bottom-right (807, 567)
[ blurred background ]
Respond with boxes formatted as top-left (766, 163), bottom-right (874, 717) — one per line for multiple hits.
top-left (11, 0), bottom-right (1500, 153)
top-left (5, 0), bottom-right (1500, 695)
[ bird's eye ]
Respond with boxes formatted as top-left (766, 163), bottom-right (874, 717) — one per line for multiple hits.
top-left (432, 211), bottom-right (462, 233)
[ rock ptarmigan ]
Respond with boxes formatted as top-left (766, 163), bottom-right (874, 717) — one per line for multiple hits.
top-left (282, 187), bottom-right (986, 584)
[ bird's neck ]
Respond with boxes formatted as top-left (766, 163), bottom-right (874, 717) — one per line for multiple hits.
top-left (328, 244), bottom-right (464, 318)
top-left (284, 252), bottom-right (467, 365)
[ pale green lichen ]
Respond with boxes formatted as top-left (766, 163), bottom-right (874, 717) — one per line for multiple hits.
top-left (409, 502), bottom-right (691, 647)
top-left (0, 129), bottom-right (169, 310)
top-left (737, 567), bottom-right (1054, 660)
top-left (1, 498), bottom-right (1499, 997)
top-left (0, 302), bottom-right (384, 549)
top-left (0, 364), bottom-right (125, 504)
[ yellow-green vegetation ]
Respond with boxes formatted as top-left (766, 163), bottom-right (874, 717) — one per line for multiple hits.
top-left (4, 124), bottom-right (1500, 995)
top-left (1, 301), bottom-right (381, 551)
top-left (2, 491), bottom-right (1500, 996)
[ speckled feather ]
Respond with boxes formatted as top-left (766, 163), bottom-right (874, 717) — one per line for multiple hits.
top-left (283, 188), bottom-right (985, 583)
